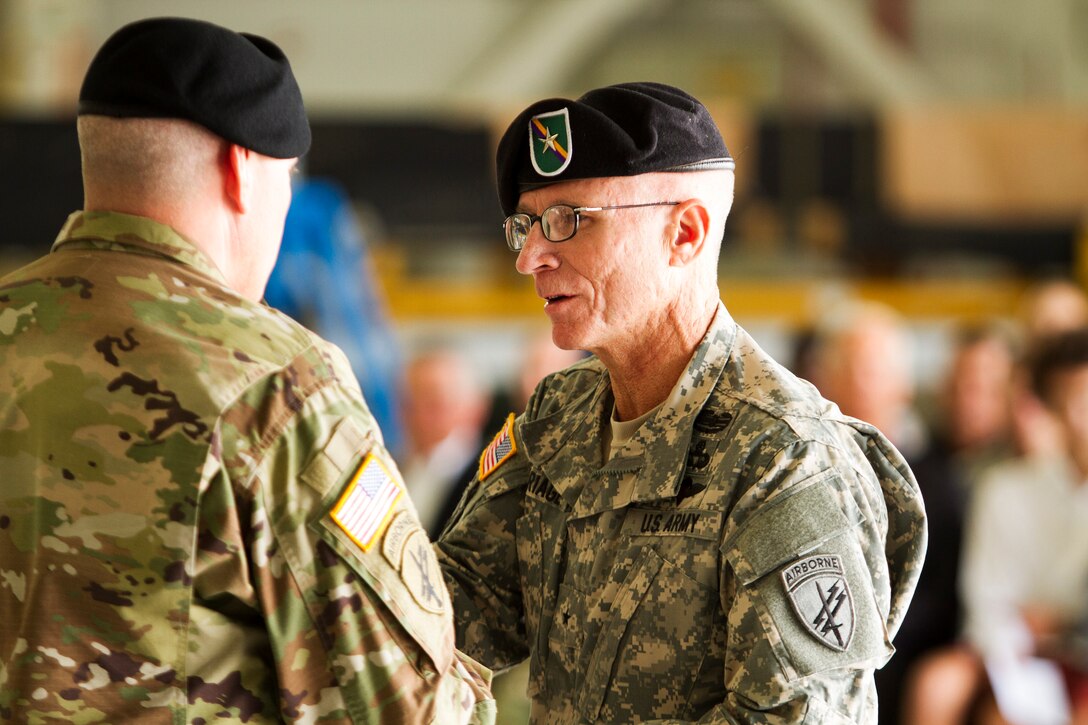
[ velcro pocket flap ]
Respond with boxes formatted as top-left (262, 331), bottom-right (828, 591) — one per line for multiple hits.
top-left (724, 471), bottom-right (862, 585)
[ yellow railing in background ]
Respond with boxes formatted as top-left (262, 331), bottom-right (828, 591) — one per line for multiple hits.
top-left (374, 260), bottom-right (1029, 327)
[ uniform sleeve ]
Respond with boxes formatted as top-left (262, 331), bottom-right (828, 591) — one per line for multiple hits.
top-left (435, 429), bottom-right (532, 672)
top-left (675, 440), bottom-right (905, 724)
top-left (219, 370), bottom-right (496, 724)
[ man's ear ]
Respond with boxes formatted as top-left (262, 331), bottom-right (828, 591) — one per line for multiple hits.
top-left (669, 198), bottom-right (710, 267)
top-left (223, 144), bottom-right (252, 213)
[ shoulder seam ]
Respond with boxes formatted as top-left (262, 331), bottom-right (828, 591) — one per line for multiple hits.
top-left (221, 343), bottom-right (353, 495)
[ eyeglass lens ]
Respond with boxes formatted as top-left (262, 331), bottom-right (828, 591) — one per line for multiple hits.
top-left (541, 206), bottom-right (576, 241)
top-left (507, 206), bottom-right (577, 247)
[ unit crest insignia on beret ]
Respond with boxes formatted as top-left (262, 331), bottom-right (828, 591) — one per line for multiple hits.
top-left (529, 109), bottom-right (572, 177)
top-left (781, 554), bottom-right (855, 651)
top-left (479, 413), bottom-right (517, 480)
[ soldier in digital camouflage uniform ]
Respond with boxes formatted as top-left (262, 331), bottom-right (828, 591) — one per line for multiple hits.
top-left (0, 17), bottom-right (494, 724)
top-left (436, 82), bottom-right (927, 723)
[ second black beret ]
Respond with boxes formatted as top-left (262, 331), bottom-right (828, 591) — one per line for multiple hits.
top-left (78, 17), bottom-right (310, 159)
top-left (495, 81), bottom-right (734, 215)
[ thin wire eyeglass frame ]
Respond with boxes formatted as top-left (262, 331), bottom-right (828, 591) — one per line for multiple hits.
top-left (503, 201), bottom-right (679, 251)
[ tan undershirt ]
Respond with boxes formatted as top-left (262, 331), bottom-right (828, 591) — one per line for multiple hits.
top-left (603, 401), bottom-right (662, 461)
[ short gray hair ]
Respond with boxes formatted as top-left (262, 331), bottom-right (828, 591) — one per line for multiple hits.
top-left (78, 116), bottom-right (224, 203)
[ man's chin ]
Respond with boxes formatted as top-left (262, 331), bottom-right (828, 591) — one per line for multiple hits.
top-left (547, 325), bottom-right (582, 353)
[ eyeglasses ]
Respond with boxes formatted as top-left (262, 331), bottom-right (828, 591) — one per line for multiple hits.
top-left (503, 201), bottom-right (679, 251)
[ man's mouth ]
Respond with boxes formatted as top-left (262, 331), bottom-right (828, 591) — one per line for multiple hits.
top-left (544, 294), bottom-right (571, 306)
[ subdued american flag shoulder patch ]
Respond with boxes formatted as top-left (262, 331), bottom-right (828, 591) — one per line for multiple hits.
top-left (331, 452), bottom-right (403, 552)
top-left (479, 413), bottom-right (517, 480)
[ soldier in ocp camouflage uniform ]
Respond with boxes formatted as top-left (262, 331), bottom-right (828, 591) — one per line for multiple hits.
top-left (436, 83), bottom-right (926, 723)
top-left (0, 17), bottom-right (494, 724)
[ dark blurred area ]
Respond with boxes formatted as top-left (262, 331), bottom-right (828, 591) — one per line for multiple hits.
top-left (2, 115), bottom-right (1075, 277)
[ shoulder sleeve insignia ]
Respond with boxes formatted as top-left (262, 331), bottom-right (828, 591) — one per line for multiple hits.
top-left (381, 510), bottom-right (416, 571)
top-left (401, 528), bottom-right (448, 614)
top-left (479, 413), bottom-right (517, 481)
top-left (330, 452), bottom-right (403, 552)
top-left (781, 554), bottom-right (855, 651)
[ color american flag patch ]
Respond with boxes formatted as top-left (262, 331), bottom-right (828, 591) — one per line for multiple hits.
top-left (479, 413), bottom-right (517, 480)
top-left (331, 453), bottom-right (402, 551)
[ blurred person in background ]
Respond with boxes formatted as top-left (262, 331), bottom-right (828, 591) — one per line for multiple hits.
top-left (877, 321), bottom-right (1019, 724)
top-left (1018, 278), bottom-right (1088, 344)
top-left (482, 327), bottom-right (586, 435)
top-left (810, 300), bottom-right (935, 723)
top-left (929, 322), bottom-right (1019, 477)
top-left (400, 345), bottom-right (489, 538)
top-left (904, 327), bottom-right (1088, 725)
top-left (265, 173), bottom-right (406, 455)
top-left (810, 300), bottom-right (928, 461)
top-left (0, 17), bottom-right (493, 723)
top-left (437, 81), bottom-right (926, 723)
top-left (787, 324), bottom-right (821, 385)
top-left (1009, 278), bottom-right (1088, 459)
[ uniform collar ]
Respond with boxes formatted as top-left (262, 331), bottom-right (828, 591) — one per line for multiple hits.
top-left (52, 211), bottom-right (229, 286)
top-left (520, 301), bottom-right (737, 516)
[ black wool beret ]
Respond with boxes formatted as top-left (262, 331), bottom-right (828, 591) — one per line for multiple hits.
top-left (78, 17), bottom-right (310, 159)
top-left (496, 81), bottom-right (734, 215)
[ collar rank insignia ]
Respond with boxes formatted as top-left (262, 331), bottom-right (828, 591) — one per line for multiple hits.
top-left (529, 108), bottom-right (572, 177)
top-left (479, 413), bottom-right (517, 480)
top-left (781, 554), bottom-right (855, 651)
top-left (331, 452), bottom-right (402, 552)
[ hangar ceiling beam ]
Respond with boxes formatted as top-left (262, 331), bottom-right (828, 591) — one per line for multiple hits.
top-left (450, 0), bottom-right (658, 105)
top-left (763, 0), bottom-right (936, 105)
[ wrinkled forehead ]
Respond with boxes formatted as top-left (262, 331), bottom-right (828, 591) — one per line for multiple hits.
top-left (514, 173), bottom-right (673, 213)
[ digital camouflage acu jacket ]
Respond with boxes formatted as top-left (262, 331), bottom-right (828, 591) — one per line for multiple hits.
top-left (0, 211), bottom-right (495, 724)
top-left (437, 303), bottom-right (927, 724)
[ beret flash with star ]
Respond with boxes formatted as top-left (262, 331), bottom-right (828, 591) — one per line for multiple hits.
top-left (495, 81), bottom-right (735, 215)
top-left (78, 16), bottom-right (310, 159)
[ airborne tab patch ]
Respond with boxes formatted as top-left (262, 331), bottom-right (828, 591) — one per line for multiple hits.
top-left (331, 453), bottom-right (402, 552)
top-left (479, 413), bottom-right (517, 480)
top-left (781, 554), bottom-right (855, 651)
top-left (381, 511), bottom-right (416, 571)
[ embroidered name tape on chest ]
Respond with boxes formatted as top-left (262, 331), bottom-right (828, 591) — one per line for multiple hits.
top-left (479, 413), bottom-right (517, 480)
top-left (331, 453), bottom-right (402, 552)
top-left (621, 508), bottom-right (722, 540)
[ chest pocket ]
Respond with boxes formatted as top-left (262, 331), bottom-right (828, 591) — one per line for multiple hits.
top-left (547, 519), bottom-right (725, 723)
top-left (722, 473), bottom-right (893, 682)
top-left (517, 487), bottom-right (569, 703)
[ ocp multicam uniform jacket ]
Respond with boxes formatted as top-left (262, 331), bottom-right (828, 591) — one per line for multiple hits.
top-left (437, 303), bottom-right (926, 723)
top-left (0, 211), bottom-right (494, 724)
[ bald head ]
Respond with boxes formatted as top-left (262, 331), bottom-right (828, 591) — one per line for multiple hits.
top-left (813, 301), bottom-right (914, 432)
top-left (402, 349), bottom-right (487, 456)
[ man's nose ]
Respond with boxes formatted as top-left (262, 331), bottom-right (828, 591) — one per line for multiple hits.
top-left (514, 222), bottom-right (558, 275)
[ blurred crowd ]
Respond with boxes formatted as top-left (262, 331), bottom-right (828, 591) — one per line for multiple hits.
top-left (271, 175), bottom-right (1088, 725)
top-left (798, 280), bottom-right (1088, 725)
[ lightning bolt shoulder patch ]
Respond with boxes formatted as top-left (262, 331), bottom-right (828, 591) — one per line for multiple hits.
top-left (781, 553), bottom-right (856, 651)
